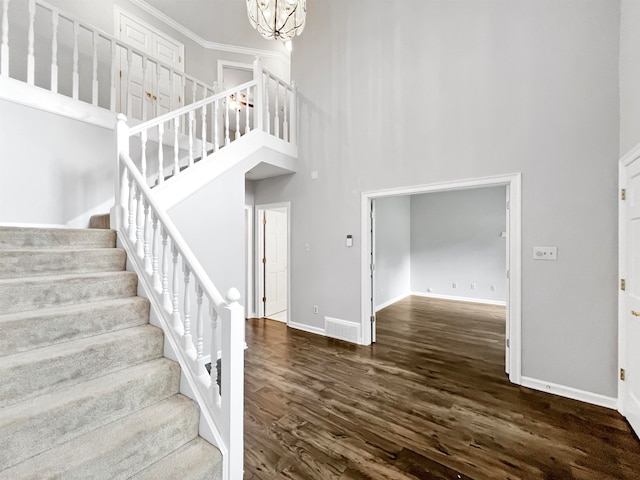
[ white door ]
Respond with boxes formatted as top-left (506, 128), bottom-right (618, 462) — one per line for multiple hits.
top-left (620, 154), bottom-right (640, 437)
top-left (116, 8), bottom-right (184, 120)
top-left (263, 208), bottom-right (288, 318)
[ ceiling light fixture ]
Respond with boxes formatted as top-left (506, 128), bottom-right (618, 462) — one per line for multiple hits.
top-left (246, 0), bottom-right (306, 42)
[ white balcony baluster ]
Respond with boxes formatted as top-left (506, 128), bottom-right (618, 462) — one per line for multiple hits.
top-left (51, 11), bottom-right (58, 93)
top-left (214, 99), bottom-right (219, 152)
top-left (274, 81), bottom-right (280, 139)
top-left (188, 110), bottom-right (194, 167)
top-left (27, 0), bottom-right (35, 85)
top-left (245, 86), bottom-right (251, 134)
top-left (201, 104), bottom-right (207, 160)
top-left (174, 116), bottom-right (180, 176)
top-left (283, 86), bottom-right (289, 142)
top-left (224, 94), bottom-right (230, 146)
top-left (1, 0), bottom-right (9, 77)
top-left (235, 90), bottom-right (240, 141)
top-left (157, 122), bottom-right (164, 185)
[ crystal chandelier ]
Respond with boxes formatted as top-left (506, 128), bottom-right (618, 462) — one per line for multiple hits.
top-left (246, 0), bottom-right (306, 41)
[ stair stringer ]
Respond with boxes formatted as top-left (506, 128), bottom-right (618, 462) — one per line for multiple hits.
top-left (115, 234), bottom-right (228, 465)
top-left (152, 129), bottom-right (297, 212)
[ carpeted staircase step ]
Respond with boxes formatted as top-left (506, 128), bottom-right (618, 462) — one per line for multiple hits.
top-left (130, 437), bottom-right (223, 480)
top-left (0, 325), bottom-right (163, 409)
top-left (0, 359), bottom-right (181, 469)
top-left (0, 226), bottom-right (116, 250)
top-left (0, 248), bottom-right (126, 279)
top-left (0, 394), bottom-right (200, 480)
top-left (89, 213), bottom-right (111, 229)
top-left (0, 271), bottom-right (138, 315)
top-left (0, 297), bottom-right (150, 356)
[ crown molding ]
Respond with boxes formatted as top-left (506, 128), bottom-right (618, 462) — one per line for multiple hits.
top-left (128, 0), bottom-right (290, 64)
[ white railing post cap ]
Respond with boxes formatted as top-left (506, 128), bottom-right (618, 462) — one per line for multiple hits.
top-left (117, 113), bottom-right (128, 123)
top-left (226, 288), bottom-right (241, 305)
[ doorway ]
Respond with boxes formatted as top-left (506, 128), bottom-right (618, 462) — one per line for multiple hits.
top-left (256, 203), bottom-right (290, 323)
top-left (361, 174), bottom-right (522, 384)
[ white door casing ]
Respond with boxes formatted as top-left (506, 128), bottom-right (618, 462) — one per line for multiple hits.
top-left (361, 173), bottom-right (522, 384)
top-left (619, 148), bottom-right (640, 437)
top-left (264, 208), bottom-right (288, 317)
top-left (115, 7), bottom-right (184, 120)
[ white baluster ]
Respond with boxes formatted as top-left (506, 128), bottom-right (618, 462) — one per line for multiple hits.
top-left (157, 123), bottom-right (164, 184)
top-left (188, 110), bottom-right (194, 167)
top-left (235, 90), bottom-right (241, 141)
top-left (191, 81), bottom-right (197, 104)
top-left (141, 56), bottom-right (148, 121)
top-left (274, 81), bottom-right (280, 139)
top-left (72, 21), bottom-right (79, 100)
top-left (183, 265), bottom-right (196, 358)
top-left (290, 81), bottom-right (297, 146)
top-left (245, 86), bottom-right (251, 134)
top-left (224, 94), bottom-right (230, 146)
top-left (128, 177), bottom-right (136, 243)
top-left (173, 116), bottom-right (180, 176)
top-left (151, 212), bottom-right (161, 292)
top-left (210, 307), bottom-right (219, 400)
top-left (214, 99), bottom-right (219, 152)
top-left (136, 190), bottom-right (144, 258)
top-left (110, 40), bottom-right (116, 111)
top-left (264, 74), bottom-right (270, 134)
top-left (172, 246), bottom-right (183, 333)
top-left (195, 285), bottom-right (207, 378)
top-left (50, 11), bottom-right (58, 93)
top-left (1, 0), bottom-right (9, 77)
top-left (283, 86), bottom-right (289, 142)
top-left (140, 130), bottom-right (147, 181)
top-left (125, 49), bottom-right (133, 115)
top-left (161, 229), bottom-right (172, 311)
top-left (143, 199), bottom-right (152, 273)
top-left (27, 0), bottom-right (34, 85)
top-left (92, 31), bottom-right (98, 105)
top-left (201, 105), bottom-right (207, 160)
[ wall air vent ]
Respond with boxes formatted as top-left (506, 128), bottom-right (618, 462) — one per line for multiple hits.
top-left (324, 317), bottom-right (360, 344)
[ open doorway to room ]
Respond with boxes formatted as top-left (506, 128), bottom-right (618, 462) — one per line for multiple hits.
top-left (361, 174), bottom-right (522, 384)
top-left (256, 203), bottom-right (290, 323)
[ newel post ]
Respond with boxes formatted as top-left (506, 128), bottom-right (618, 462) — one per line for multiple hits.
top-left (253, 56), bottom-right (264, 133)
top-left (221, 287), bottom-right (245, 478)
top-left (112, 114), bottom-right (130, 230)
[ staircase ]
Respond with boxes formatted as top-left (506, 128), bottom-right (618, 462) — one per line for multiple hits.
top-left (0, 226), bottom-right (222, 479)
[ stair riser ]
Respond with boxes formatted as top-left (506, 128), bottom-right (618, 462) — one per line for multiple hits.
top-left (0, 297), bottom-right (150, 356)
top-left (0, 227), bottom-right (116, 250)
top-left (0, 272), bottom-right (138, 314)
top-left (0, 249), bottom-right (127, 279)
top-left (0, 326), bottom-right (164, 408)
top-left (0, 396), bottom-right (200, 480)
top-left (0, 359), bottom-right (181, 469)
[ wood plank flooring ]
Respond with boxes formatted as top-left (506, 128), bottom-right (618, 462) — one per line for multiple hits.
top-left (244, 295), bottom-right (640, 479)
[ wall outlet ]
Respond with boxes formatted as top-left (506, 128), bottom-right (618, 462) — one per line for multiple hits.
top-left (533, 246), bottom-right (558, 261)
top-left (452, 282), bottom-right (457, 288)
top-left (313, 305), bottom-right (319, 314)
top-left (427, 288), bottom-right (433, 292)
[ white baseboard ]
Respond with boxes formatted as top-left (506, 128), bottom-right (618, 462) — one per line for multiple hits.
top-left (411, 291), bottom-right (506, 307)
top-left (66, 198), bottom-right (115, 228)
top-left (375, 292), bottom-right (411, 312)
top-left (288, 321), bottom-right (325, 336)
top-left (520, 376), bottom-right (617, 410)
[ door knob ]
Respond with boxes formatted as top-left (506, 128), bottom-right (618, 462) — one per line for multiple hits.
top-left (632, 310), bottom-right (640, 317)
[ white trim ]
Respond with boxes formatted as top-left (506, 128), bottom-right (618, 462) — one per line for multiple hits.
top-left (0, 222), bottom-right (69, 229)
top-left (521, 376), bottom-right (617, 410)
top-left (245, 205), bottom-right (254, 319)
top-left (288, 321), bottom-right (325, 336)
top-left (0, 77), bottom-right (116, 130)
top-left (128, 0), bottom-right (290, 64)
top-left (411, 291), bottom-right (507, 307)
top-left (375, 293), bottom-right (411, 312)
top-left (361, 173), bottom-right (523, 386)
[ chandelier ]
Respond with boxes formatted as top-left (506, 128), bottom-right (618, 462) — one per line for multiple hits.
top-left (246, 0), bottom-right (306, 41)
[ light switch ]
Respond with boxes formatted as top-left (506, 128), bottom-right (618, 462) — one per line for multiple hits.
top-left (533, 246), bottom-right (557, 261)
top-left (346, 235), bottom-right (353, 247)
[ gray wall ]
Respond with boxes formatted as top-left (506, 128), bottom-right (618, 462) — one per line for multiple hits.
top-left (374, 196), bottom-right (411, 309)
top-left (410, 187), bottom-right (506, 303)
top-left (253, 0), bottom-right (620, 397)
top-left (621, 0), bottom-right (640, 154)
top-left (0, 98), bottom-right (113, 225)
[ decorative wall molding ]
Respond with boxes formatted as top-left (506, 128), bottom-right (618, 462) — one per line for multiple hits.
top-left (521, 376), bottom-right (617, 410)
top-left (128, 0), bottom-right (290, 64)
top-left (411, 291), bottom-right (507, 307)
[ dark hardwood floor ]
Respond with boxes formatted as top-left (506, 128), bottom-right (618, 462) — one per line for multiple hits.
top-left (244, 295), bottom-right (640, 479)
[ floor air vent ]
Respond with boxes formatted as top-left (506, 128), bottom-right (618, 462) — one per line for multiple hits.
top-left (324, 317), bottom-right (360, 343)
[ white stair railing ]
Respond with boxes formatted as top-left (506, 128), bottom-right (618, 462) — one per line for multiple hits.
top-left (115, 115), bottom-right (245, 479)
top-left (0, 0), bottom-right (216, 120)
